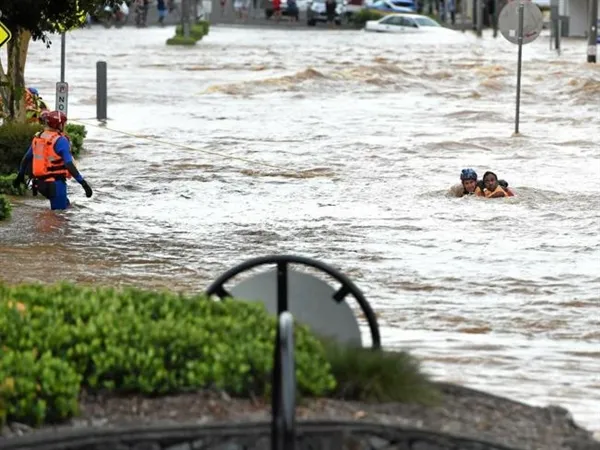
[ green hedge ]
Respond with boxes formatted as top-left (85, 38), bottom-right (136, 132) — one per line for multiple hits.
top-left (0, 283), bottom-right (337, 426)
top-left (0, 194), bottom-right (11, 220)
top-left (350, 9), bottom-right (385, 28)
top-left (0, 123), bottom-right (87, 177)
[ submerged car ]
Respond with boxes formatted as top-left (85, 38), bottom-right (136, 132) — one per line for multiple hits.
top-left (365, 13), bottom-right (452, 33)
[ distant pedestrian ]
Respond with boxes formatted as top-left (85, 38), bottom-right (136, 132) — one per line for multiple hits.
top-left (325, 0), bottom-right (337, 27)
top-left (157, 0), bottom-right (168, 25)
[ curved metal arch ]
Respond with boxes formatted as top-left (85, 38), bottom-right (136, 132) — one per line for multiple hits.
top-left (205, 254), bottom-right (381, 349)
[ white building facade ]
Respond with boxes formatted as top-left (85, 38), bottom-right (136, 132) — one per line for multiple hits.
top-left (561, 0), bottom-right (599, 37)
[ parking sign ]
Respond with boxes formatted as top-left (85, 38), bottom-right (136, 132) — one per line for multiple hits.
top-left (55, 82), bottom-right (69, 115)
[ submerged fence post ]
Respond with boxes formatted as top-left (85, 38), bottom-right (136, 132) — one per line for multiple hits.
top-left (96, 61), bottom-right (107, 121)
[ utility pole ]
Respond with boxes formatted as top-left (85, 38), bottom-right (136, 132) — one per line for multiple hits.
top-left (588, 0), bottom-right (598, 63)
top-left (476, 0), bottom-right (483, 37)
top-left (493, 0), bottom-right (498, 37)
top-left (181, 0), bottom-right (191, 37)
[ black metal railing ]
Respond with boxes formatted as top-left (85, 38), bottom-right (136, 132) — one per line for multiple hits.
top-left (0, 421), bottom-right (522, 450)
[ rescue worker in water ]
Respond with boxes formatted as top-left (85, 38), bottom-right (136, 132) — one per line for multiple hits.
top-left (13, 111), bottom-right (93, 210)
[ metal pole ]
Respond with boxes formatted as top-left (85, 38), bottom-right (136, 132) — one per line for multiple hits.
top-left (60, 33), bottom-right (66, 83)
top-left (279, 312), bottom-right (296, 450)
top-left (192, 0), bottom-right (199, 23)
top-left (96, 61), bottom-right (107, 121)
top-left (182, 0), bottom-right (191, 37)
top-left (461, 0), bottom-right (465, 32)
top-left (271, 322), bottom-right (282, 450)
top-left (588, 0), bottom-right (598, 63)
top-left (514, 2), bottom-right (524, 134)
top-left (476, 0), bottom-right (483, 37)
top-left (493, 0), bottom-right (498, 37)
top-left (556, 17), bottom-right (561, 54)
top-left (550, 1), bottom-right (557, 49)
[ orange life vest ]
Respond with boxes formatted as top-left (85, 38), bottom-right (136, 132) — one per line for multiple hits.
top-left (31, 130), bottom-right (71, 181)
top-left (477, 185), bottom-right (512, 198)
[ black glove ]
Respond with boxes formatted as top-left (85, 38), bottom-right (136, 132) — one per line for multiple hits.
top-left (12, 174), bottom-right (25, 189)
top-left (81, 180), bottom-right (93, 198)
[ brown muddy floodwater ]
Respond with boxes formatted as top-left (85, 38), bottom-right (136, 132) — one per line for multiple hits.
top-left (1, 25), bottom-right (599, 434)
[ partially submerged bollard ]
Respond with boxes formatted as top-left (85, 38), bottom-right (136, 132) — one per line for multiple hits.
top-left (96, 61), bottom-right (107, 121)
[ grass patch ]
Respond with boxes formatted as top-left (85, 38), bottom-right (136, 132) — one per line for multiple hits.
top-left (166, 36), bottom-right (197, 46)
top-left (323, 339), bottom-right (440, 404)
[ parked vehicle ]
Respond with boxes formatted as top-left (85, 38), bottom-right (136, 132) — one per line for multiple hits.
top-left (363, 0), bottom-right (416, 14)
top-left (364, 13), bottom-right (454, 33)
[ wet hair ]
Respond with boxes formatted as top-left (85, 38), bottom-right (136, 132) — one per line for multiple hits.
top-left (482, 171), bottom-right (498, 182)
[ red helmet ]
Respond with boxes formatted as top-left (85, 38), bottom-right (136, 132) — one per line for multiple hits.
top-left (45, 110), bottom-right (67, 130)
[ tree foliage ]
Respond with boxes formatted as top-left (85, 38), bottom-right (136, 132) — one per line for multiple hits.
top-left (0, 0), bottom-right (121, 44)
top-left (0, 0), bottom-right (120, 122)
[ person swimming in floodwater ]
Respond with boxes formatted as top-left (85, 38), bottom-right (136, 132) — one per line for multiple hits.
top-left (450, 169), bottom-right (512, 198)
top-left (475, 171), bottom-right (514, 198)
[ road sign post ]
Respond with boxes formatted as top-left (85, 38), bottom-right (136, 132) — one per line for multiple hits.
top-left (514, 2), bottom-right (524, 135)
top-left (498, 0), bottom-right (543, 135)
top-left (60, 33), bottom-right (66, 82)
top-left (55, 82), bottom-right (69, 116)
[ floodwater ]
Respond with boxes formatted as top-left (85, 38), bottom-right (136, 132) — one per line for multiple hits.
top-left (1, 24), bottom-right (599, 434)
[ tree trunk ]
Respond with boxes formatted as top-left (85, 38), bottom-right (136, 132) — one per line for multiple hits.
top-left (3, 28), bottom-right (31, 123)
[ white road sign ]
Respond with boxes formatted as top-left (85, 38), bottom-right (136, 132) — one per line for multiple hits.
top-left (55, 82), bottom-right (69, 115)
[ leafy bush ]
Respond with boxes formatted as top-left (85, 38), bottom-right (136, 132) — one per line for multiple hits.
top-left (175, 21), bottom-right (209, 41)
top-left (0, 350), bottom-right (81, 426)
top-left (0, 122), bottom-right (42, 176)
top-left (0, 283), bottom-right (337, 425)
top-left (0, 173), bottom-right (27, 196)
top-left (198, 20), bottom-right (210, 36)
top-left (0, 122), bottom-right (87, 177)
top-left (350, 9), bottom-right (385, 28)
top-left (0, 194), bottom-right (11, 220)
top-left (64, 124), bottom-right (87, 158)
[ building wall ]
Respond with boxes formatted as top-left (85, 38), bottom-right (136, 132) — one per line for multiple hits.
top-left (567, 0), bottom-right (599, 37)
